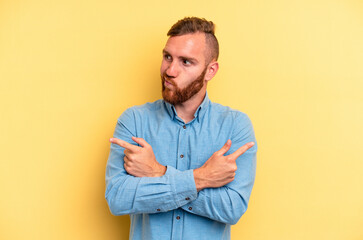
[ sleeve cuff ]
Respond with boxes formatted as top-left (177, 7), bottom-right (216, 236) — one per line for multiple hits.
top-left (165, 166), bottom-right (198, 207)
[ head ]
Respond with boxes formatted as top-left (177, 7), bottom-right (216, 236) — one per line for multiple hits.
top-left (161, 17), bottom-right (219, 105)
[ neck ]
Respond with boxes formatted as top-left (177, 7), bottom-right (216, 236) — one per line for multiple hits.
top-left (174, 89), bottom-right (206, 123)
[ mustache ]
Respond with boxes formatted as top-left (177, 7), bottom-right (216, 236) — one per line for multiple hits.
top-left (161, 73), bottom-right (176, 87)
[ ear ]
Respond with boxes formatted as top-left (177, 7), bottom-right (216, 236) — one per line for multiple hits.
top-left (204, 61), bottom-right (219, 81)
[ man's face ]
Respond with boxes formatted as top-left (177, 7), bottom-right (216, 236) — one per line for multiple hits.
top-left (160, 33), bottom-right (209, 105)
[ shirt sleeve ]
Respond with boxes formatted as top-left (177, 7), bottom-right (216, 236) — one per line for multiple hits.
top-left (180, 112), bottom-right (257, 225)
top-left (105, 108), bottom-right (198, 215)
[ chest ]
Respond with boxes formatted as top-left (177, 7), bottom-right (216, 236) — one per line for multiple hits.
top-left (138, 118), bottom-right (233, 171)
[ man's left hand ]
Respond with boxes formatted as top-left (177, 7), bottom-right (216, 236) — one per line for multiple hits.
top-left (109, 137), bottom-right (166, 177)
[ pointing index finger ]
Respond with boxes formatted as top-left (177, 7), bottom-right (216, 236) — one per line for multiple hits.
top-left (110, 138), bottom-right (139, 152)
top-left (229, 142), bottom-right (255, 160)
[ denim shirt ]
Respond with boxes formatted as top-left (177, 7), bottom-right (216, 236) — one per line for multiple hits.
top-left (105, 93), bottom-right (257, 240)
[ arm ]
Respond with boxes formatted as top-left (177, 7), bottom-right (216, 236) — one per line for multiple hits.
top-left (105, 108), bottom-right (198, 215)
top-left (181, 112), bottom-right (257, 225)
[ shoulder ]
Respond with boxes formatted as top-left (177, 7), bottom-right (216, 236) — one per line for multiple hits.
top-left (117, 100), bottom-right (164, 123)
top-left (209, 102), bottom-right (251, 123)
top-left (207, 101), bottom-right (256, 146)
top-left (210, 102), bottom-right (254, 137)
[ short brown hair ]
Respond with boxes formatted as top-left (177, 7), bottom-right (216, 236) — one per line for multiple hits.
top-left (167, 17), bottom-right (219, 63)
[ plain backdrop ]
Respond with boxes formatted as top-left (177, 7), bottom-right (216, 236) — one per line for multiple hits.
top-left (0, 0), bottom-right (362, 239)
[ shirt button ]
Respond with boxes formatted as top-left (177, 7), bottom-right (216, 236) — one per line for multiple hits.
top-left (156, 209), bottom-right (161, 212)
top-left (183, 125), bottom-right (186, 129)
top-left (188, 207), bottom-right (192, 210)
top-left (176, 216), bottom-right (180, 220)
top-left (185, 197), bottom-right (190, 200)
top-left (180, 154), bottom-right (184, 158)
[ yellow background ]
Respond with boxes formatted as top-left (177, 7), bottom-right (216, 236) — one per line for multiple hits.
top-left (1, 0), bottom-right (362, 239)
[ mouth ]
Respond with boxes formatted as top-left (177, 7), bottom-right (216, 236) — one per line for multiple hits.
top-left (163, 76), bottom-right (174, 88)
top-left (165, 80), bottom-right (172, 86)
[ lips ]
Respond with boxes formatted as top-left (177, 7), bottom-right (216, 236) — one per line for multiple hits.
top-left (163, 75), bottom-right (175, 88)
top-left (165, 80), bottom-right (172, 86)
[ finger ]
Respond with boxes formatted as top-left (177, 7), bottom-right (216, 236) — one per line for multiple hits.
top-left (110, 138), bottom-right (139, 152)
top-left (124, 162), bottom-right (128, 172)
top-left (124, 148), bottom-right (132, 156)
top-left (215, 139), bottom-right (232, 156)
top-left (131, 136), bottom-right (150, 148)
top-left (124, 157), bottom-right (131, 168)
top-left (229, 142), bottom-right (255, 160)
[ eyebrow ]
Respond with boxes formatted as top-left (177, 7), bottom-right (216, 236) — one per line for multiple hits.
top-left (162, 49), bottom-right (199, 64)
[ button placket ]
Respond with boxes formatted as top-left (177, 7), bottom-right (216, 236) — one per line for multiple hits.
top-left (177, 123), bottom-right (188, 171)
top-left (171, 210), bottom-right (183, 240)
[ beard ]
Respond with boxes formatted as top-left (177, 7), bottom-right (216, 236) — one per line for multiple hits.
top-left (161, 67), bottom-right (207, 105)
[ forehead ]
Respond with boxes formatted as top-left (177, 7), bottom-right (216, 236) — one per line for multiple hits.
top-left (163, 33), bottom-right (206, 60)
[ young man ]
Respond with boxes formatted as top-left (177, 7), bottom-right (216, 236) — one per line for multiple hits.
top-left (105, 17), bottom-right (257, 240)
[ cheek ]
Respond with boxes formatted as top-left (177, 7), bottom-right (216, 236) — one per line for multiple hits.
top-left (160, 61), bottom-right (167, 74)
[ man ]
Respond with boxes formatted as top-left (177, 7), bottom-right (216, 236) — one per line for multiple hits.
top-left (105, 17), bottom-right (257, 240)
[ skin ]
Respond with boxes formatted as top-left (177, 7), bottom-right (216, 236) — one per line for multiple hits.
top-left (160, 33), bottom-right (218, 123)
top-left (109, 32), bottom-right (255, 191)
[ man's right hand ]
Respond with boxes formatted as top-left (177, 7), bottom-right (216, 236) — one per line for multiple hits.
top-left (193, 140), bottom-right (255, 192)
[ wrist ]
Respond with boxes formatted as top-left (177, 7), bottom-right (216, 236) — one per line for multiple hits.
top-left (193, 168), bottom-right (208, 192)
top-left (152, 164), bottom-right (166, 177)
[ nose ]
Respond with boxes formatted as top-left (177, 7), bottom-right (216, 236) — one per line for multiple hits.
top-left (165, 60), bottom-right (179, 78)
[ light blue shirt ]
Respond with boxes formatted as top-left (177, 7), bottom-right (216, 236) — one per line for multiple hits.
top-left (105, 93), bottom-right (257, 240)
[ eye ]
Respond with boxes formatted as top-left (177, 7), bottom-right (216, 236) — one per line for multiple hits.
top-left (182, 59), bottom-right (191, 65)
top-left (164, 54), bottom-right (172, 61)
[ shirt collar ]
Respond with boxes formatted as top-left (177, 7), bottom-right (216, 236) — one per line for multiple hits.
top-left (164, 92), bottom-right (211, 123)
top-left (193, 92), bottom-right (210, 123)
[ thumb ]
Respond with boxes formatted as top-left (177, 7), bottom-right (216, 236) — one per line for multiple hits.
top-left (132, 136), bottom-right (150, 148)
top-left (216, 139), bottom-right (232, 156)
